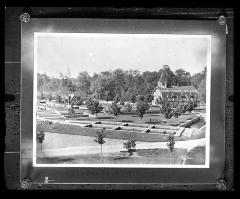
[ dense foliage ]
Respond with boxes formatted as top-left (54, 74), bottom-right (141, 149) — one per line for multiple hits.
top-left (123, 139), bottom-right (136, 156)
top-left (94, 128), bottom-right (106, 162)
top-left (110, 102), bottom-right (121, 117)
top-left (136, 99), bottom-right (150, 119)
top-left (37, 65), bottom-right (206, 103)
top-left (161, 100), bottom-right (197, 119)
top-left (85, 98), bottom-right (104, 116)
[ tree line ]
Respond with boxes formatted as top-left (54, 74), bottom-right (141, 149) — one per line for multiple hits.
top-left (37, 65), bottom-right (206, 103)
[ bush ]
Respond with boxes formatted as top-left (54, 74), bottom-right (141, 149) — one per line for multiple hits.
top-left (111, 102), bottom-right (121, 117)
top-left (136, 95), bottom-right (145, 101)
top-left (68, 104), bottom-right (75, 115)
top-left (56, 95), bottom-right (63, 103)
top-left (126, 103), bottom-right (132, 112)
top-left (85, 98), bottom-right (104, 117)
top-left (123, 139), bottom-right (136, 156)
top-left (71, 95), bottom-right (84, 106)
top-left (136, 100), bottom-right (149, 119)
top-left (46, 94), bottom-right (53, 101)
top-left (146, 94), bottom-right (154, 103)
top-left (40, 93), bottom-right (45, 100)
top-left (114, 96), bottom-right (120, 103)
top-left (131, 95), bottom-right (136, 103)
top-left (119, 100), bottom-right (125, 105)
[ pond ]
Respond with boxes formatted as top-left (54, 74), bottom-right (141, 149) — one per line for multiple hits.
top-left (186, 118), bottom-right (205, 129)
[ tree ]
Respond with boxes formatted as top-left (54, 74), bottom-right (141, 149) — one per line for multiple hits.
top-left (146, 94), bottom-right (154, 103)
top-left (159, 65), bottom-right (176, 87)
top-left (130, 95), bottom-right (136, 103)
top-left (142, 71), bottom-right (160, 94)
top-left (36, 120), bottom-right (52, 149)
top-left (136, 100), bottom-right (150, 119)
top-left (68, 104), bottom-right (75, 116)
top-left (113, 69), bottom-right (126, 99)
top-left (114, 96), bottom-right (120, 103)
top-left (123, 139), bottom-right (136, 156)
top-left (71, 95), bottom-right (84, 106)
top-left (198, 77), bottom-right (206, 104)
top-left (133, 75), bottom-right (147, 96)
top-left (77, 71), bottom-right (91, 98)
top-left (191, 67), bottom-right (206, 89)
top-left (119, 98), bottom-right (125, 105)
top-left (167, 135), bottom-right (175, 164)
top-left (185, 101), bottom-right (194, 112)
top-left (136, 95), bottom-right (145, 102)
top-left (85, 98), bottom-right (104, 117)
top-left (111, 102), bottom-right (121, 122)
top-left (126, 103), bottom-right (132, 112)
top-left (162, 101), bottom-right (173, 119)
top-left (37, 130), bottom-right (45, 149)
top-left (94, 128), bottom-right (106, 162)
top-left (174, 68), bottom-right (191, 86)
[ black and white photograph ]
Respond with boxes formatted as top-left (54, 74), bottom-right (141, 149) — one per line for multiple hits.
top-left (33, 33), bottom-right (211, 167)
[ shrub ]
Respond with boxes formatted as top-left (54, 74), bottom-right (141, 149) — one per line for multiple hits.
top-left (114, 96), bottom-right (120, 103)
top-left (85, 98), bottom-right (104, 117)
top-left (123, 139), bottom-right (136, 156)
top-left (56, 95), bottom-right (63, 103)
top-left (119, 99), bottom-right (125, 105)
top-left (71, 95), bottom-right (84, 106)
top-left (37, 129), bottom-right (45, 149)
top-left (146, 94), bottom-right (154, 103)
top-left (131, 95), bottom-right (136, 103)
top-left (136, 100), bottom-right (149, 119)
top-left (126, 103), bottom-right (132, 112)
top-left (94, 128), bottom-right (106, 162)
top-left (136, 95), bottom-right (145, 101)
top-left (68, 104), bottom-right (75, 116)
top-left (40, 93), bottom-right (45, 100)
top-left (111, 102), bottom-right (121, 117)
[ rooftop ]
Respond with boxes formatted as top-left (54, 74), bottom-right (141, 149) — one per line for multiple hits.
top-left (155, 85), bottom-right (197, 92)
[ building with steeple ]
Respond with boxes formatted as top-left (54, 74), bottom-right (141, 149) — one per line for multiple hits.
top-left (152, 71), bottom-right (198, 105)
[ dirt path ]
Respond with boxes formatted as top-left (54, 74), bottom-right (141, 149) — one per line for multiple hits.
top-left (37, 132), bottom-right (205, 158)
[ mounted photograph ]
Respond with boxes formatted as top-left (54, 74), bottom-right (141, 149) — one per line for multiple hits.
top-left (33, 33), bottom-right (211, 167)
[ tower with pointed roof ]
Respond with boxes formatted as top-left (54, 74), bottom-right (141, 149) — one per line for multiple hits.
top-left (152, 70), bottom-right (198, 105)
top-left (158, 70), bottom-right (167, 88)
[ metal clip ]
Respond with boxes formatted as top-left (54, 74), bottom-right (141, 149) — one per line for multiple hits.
top-left (44, 176), bottom-right (54, 184)
top-left (217, 15), bottom-right (227, 26)
top-left (21, 176), bottom-right (32, 189)
top-left (19, 12), bottom-right (30, 23)
top-left (216, 179), bottom-right (227, 191)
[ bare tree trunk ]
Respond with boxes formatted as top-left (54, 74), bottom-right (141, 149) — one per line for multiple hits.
top-left (162, 148), bottom-right (164, 162)
top-left (170, 151), bottom-right (172, 164)
top-left (100, 144), bottom-right (102, 163)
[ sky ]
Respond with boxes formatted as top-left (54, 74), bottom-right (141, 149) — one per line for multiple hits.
top-left (36, 33), bottom-right (210, 78)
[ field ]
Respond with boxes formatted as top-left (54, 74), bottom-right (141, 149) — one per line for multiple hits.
top-left (36, 132), bottom-right (205, 165)
top-left (36, 100), bottom-right (206, 165)
top-left (39, 102), bottom-right (200, 126)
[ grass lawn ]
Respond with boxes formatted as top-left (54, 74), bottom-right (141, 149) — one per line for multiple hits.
top-left (40, 103), bottom-right (197, 126)
top-left (37, 147), bottom-right (205, 165)
top-left (37, 148), bottom-right (187, 165)
top-left (45, 122), bottom-right (171, 142)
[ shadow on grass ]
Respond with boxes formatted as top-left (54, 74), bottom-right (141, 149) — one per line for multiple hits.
top-left (96, 116), bottom-right (115, 119)
top-left (57, 158), bottom-right (75, 162)
top-left (121, 120), bottom-right (134, 123)
top-left (145, 121), bottom-right (162, 125)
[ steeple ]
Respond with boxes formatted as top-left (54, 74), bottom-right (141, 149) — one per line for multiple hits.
top-left (158, 71), bottom-right (167, 88)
